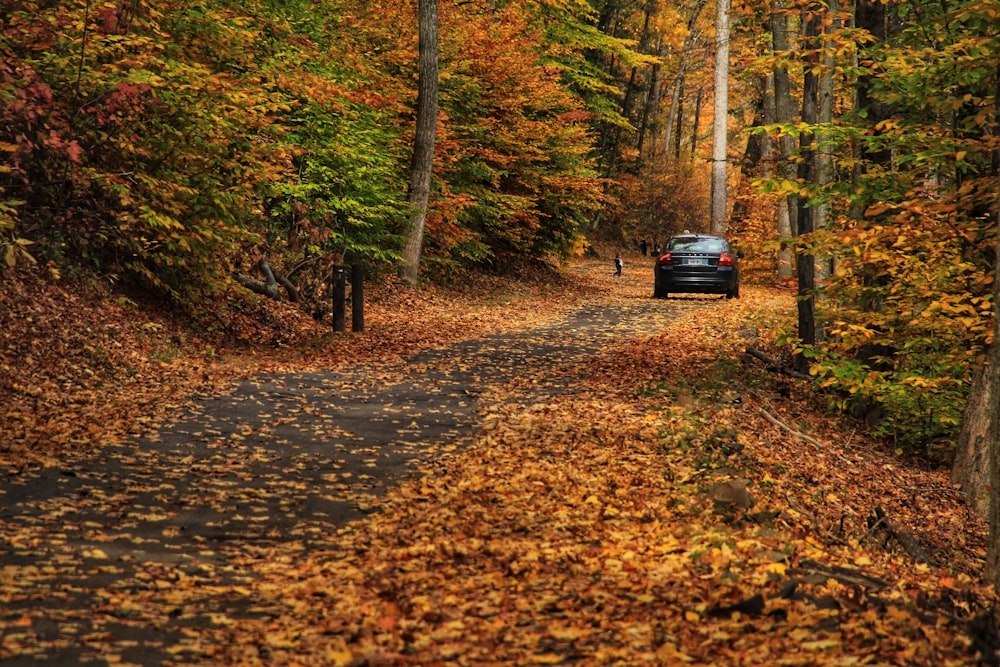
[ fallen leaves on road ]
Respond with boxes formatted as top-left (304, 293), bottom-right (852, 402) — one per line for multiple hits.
top-left (193, 286), bottom-right (989, 665)
top-left (2, 256), bottom-right (998, 665)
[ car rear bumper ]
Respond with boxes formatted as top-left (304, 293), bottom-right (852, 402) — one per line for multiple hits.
top-left (662, 277), bottom-right (731, 293)
top-left (656, 267), bottom-right (736, 294)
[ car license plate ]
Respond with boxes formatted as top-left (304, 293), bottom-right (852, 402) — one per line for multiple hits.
top-left (687, 258), bottom-right (708, 266)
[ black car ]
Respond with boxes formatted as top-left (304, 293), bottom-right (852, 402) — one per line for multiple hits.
top-left (653, 233), bottom-right (742, 299)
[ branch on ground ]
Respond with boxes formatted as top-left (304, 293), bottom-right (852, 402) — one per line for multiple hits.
top-left (234, 260), bottom-right (299, 302)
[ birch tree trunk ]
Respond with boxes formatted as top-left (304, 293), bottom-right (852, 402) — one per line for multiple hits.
top-left (771, 0), bottom-right (796, 281)
top-left (710, 0), bottom-right (731, 233)
top-left (813, 0), bottom-right (838, 283)
top-left (399, 0), bottom-right (439, 287)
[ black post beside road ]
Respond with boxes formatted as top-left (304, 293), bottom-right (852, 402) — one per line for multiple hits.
top-left (332, 265), bottom-right (346, 332)
top-left (351, 262), bottom-right (364, 332)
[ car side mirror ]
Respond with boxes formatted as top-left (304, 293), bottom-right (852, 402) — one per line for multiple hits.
top-left (737, 251), bottom-right (745, 259)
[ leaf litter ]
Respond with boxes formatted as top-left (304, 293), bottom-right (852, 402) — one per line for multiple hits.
top-left (1, 256), bottom-right (998, 665)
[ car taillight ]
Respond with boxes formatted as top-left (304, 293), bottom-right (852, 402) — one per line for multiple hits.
top-left (658, 252), bottom-right (672, 265)
top-left (719, 252), bottom-right (734, 266)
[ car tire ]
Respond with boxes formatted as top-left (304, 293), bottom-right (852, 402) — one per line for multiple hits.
top-left (653, 285), bottom-right (667, 299)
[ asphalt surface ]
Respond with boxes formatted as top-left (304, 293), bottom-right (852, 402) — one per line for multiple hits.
top-left (0, 295), bottom-right (714, 665)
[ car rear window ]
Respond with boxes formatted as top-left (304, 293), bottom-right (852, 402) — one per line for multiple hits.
top-left (669, 237), bottom-right (726, 253)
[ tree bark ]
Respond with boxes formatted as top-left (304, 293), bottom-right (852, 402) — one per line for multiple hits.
top-left (399, 0), bottom-right (439, 287)
top-left (234, 260), bottom-right (298, 302)
top-left (710, 0), bottom-right (731, 234)
top-left (637, 37), bottom-right (662, 162)
top-left (794, 7), bottom-right (820, 370)
top-left (971, 64), bottom-right (1000, 584)
top-left (770, 0), bottom-right (796, 281)
top-left (691, 87), bottom-right (703, 158)
top-left (813, 0), bottom-right (838, 283)
top-left (953, 365), bottom-right (993, 519)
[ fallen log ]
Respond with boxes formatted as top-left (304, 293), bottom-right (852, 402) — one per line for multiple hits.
top-left (792, 558), bottom-right (890, 590)
top-left (745, 347), bottom-right (812, 380)
top-left (234, 260), bottom-right (298, 302)
top-left (759, 405), bottom-right (854, 465)
top-left (867, 505), bottom-right (934, 564)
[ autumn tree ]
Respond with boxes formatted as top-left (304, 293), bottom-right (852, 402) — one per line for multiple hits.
top-left (752, 0), bottom-right (999, 475)
top-left (709, 0), bottom-right (731, 233)
top-left (399, 0), bottom-right (440, 286)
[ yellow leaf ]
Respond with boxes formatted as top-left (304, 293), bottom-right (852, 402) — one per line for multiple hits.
top-left (266, 633), bottom-right (298, 648)
top-left (323, 646), bottom-right (354, 666)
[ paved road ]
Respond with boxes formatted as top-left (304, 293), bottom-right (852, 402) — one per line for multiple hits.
top-left (0, 296), bottom-right (713, 665)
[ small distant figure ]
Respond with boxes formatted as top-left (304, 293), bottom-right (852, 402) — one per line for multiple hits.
top-left (614, 254), bottom-right (623, 277)
top-left (640, 239), bottom-right (648, 256)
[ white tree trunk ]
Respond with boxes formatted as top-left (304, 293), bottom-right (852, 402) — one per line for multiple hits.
top-left (771, 0), bottom-right (796, 280)
top-left (813, 0), bottom-right (838, 283)
top-left (710, 0), bottom-right (731, 234)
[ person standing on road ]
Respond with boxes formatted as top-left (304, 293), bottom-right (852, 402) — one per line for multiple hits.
top-left (614, 254), bottom-right (623, 277)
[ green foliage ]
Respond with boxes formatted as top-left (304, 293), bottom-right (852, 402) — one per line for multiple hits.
top-left (1, 0), bottom-right (617, 297)
top-left (749, 0), bottom-right (1000, 453)
top-left (1, 0), bottom-right (294, 296)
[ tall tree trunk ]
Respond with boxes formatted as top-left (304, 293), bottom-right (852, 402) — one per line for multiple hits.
top-left (813, 0), bottom-right (838, 283)
top-left (691, 87), bottom-right (703, 158)
top-left (606, 65), bottom-right (639, 177)
top-left (607, 0), bottom-right (654, 177)
top-left (710, 0), bottom-right (731, 233)
top-left (957, 66), bottom-right (1000, 552)
top-left (953, 365), bottom-right (993, 518)
top-left (794, 6), bottom-right (820, 369)
top-left (986, 66), bottom-right (1000, 581)
top-left (760, 74), bottom-right (793, 278)
top-left (664, 0), bottom-right (708, 164)
top-left (399, 0), bottom-right (439, 287)
top-left (771, 0), bottom-right (796, 281)
top-left (674, 79), bottom-right (685, 161)
top-left (985, 87), bottom-right (1000, 586)
top-left (637, 37), bottom-right (663, 162)
top-left (740, 78), bottom-right (769, 176)
top-left (664, 76), bottom-right (684, 163)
